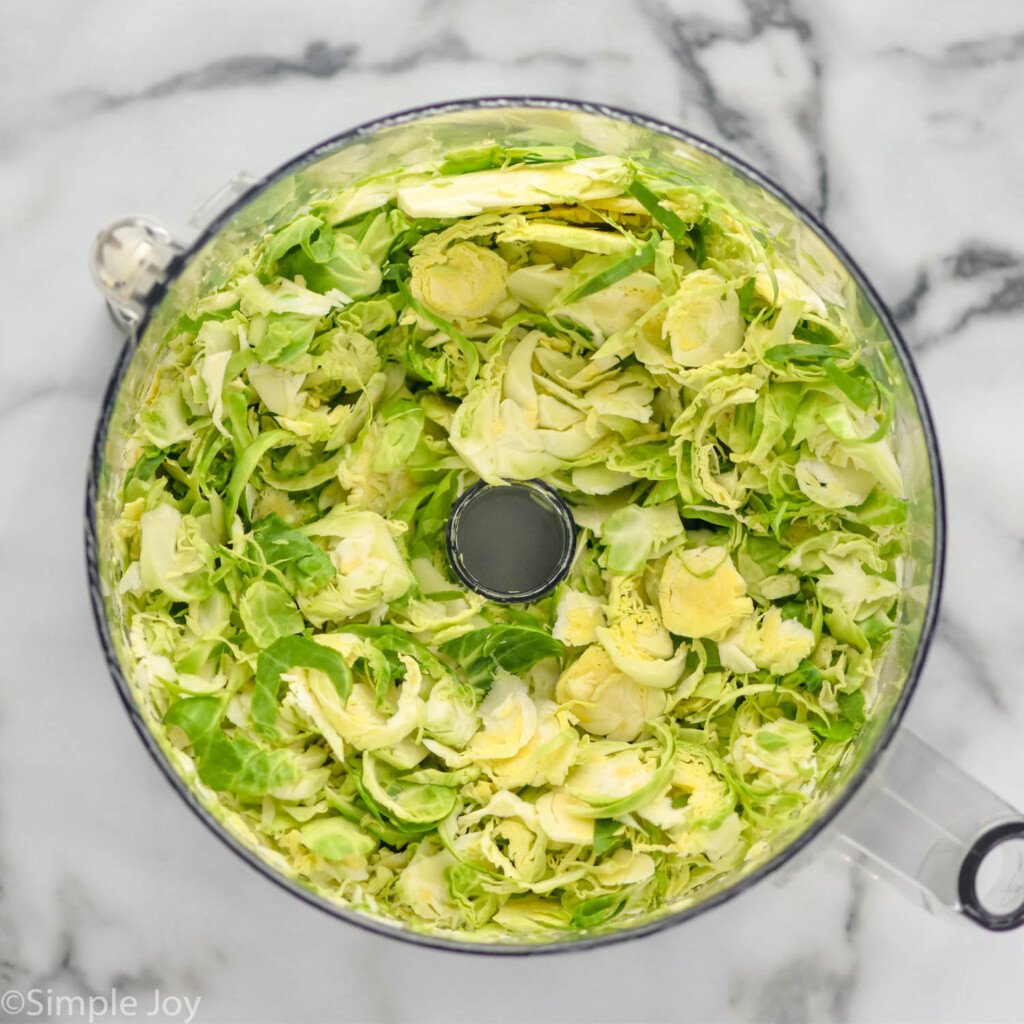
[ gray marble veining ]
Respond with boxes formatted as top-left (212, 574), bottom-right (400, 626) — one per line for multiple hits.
top-left (2, 1), bottom-right (1024, 1021)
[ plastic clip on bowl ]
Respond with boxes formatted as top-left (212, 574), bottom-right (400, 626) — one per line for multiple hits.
top-left (87, 98), bottom-right (1024, 949)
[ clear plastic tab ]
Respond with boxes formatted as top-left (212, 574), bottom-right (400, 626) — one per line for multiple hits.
top-left (90, 173), bottom-right (255, 331)
top-left (89, 217), bottom-right (182, 330)
top-left (187, 172), bottom-right (257, 232)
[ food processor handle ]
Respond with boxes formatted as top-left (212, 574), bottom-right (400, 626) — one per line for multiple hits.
top-left (832, 726), bottom-right (1024, 930)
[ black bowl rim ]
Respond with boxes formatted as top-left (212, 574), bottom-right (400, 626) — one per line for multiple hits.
top-left (85, 95), bottom-right (946, 956)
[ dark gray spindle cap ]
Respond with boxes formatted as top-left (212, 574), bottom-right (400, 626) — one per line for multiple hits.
top-left (445, 480), bottom-right (576, 603)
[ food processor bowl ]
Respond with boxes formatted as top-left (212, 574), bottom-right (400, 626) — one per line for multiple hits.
top-left (87, 99), bottom-right (1024, 950)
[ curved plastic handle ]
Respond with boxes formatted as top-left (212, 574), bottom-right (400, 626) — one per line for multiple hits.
top-left (834, 727), bottom-right (1024, 931)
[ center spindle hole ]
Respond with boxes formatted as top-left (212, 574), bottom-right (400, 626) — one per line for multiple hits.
top-left (446, 481), bottom-right (576, 603)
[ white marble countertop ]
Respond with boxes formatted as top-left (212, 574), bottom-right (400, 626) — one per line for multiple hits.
top-left (3, 1), bottom-right (1024, 1021)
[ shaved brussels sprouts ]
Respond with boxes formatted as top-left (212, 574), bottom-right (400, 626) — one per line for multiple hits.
top-left (114, 142), bottom-right (905, 942)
